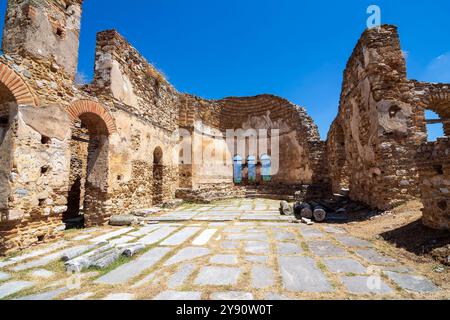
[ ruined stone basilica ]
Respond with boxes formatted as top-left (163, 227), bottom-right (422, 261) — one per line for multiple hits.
top-left (0, 0), bottom-right (448, 255)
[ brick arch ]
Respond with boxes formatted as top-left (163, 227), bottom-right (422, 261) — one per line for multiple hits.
top-left (0, 62), bottom-right (38, 106)
top-left (67, 100), bottom-right (117, 135)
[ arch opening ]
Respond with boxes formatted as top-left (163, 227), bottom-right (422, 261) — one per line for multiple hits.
top-left (65, 110), bottom-right (111, 228)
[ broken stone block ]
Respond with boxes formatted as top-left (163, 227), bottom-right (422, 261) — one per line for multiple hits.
top-left (279, 201), bottom-right (293, 216)
top-left (109, 215), bottom-right (139, 226)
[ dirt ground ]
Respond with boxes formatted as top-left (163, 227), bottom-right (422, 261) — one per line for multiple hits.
top-left (342, 200), bottom-right (449, 293)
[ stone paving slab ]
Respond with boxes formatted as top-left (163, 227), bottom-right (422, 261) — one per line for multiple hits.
top-left (323, 258), bottom-right (367, 274)
top-left (95, 247), bottom-right (172, 285)
top-left (384, 271), bottom-right (439, 293)
top-left (279, 256), bottom-right (333, 293)
top-left (221, 240), bottom-right (240, 250)
top-left (274, 230), bottom-right (297, 241)
top-left (194, 266), bottom-right (241, 286)
top-left (334, 235), bottom-right (373, 248)
top-left (131, 272), bottom-right (157, 289)
top-left (300, 228), bottom-right (325, 239)
top-left (103, 293), bottom-right (135, 300)
top-left (307, 241), bottom-right (347, 257)
top-left (245, 255), bottom-right (269, 264)
top-left (168, 264), bottom-right (196, 289)
top-left (211, 291), bottom-right (254, 300)
top-left (340, 276), bottom-right (393, 295)
top-left (109, 235), bottom-right (136, 246)
top-left (192, 229), bottom-right (217, 246)
top-left (210, 254), bottom-right (238, 265)
top-left (0, 272), bottom-right (11, 282)
top-left (0, 241), bottom-right (67, 268)
top-left (227, 233), bottom-right (268, 241)
top-left (16, 287), bottom-right (69, 300)
top-left (163, 247), bottom-right (211, 267)
top-left (245, 241), bottom-right (270, 255)
top-left (154, 291), bottom-right (202, 300)
top-left (12, 245), bottom-right (93, 271)
top-left (30, 269), bottom-right (55, 279)
top-left (160, 227), bottom-right (201, 246)
top-left (128, 225), bottom-right (160, 237)
top-left (65, 292), bottom-right (95, 300)
top-left (355, 249), bottom-right (397, 265)
top-left (89, 228), bottom-right (133, 243)
top-left (0, 281), bottom-right (34, 299)
top-left (251, 265), bottom-right (275, 289)
top-left (139, 226), bottom-right (178, 245)
top-left (264, 293), bottom-right (291, 300)
top-left (277, 242), bottom-right (303, 255)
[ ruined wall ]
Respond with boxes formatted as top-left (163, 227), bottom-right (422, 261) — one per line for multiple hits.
top-left (327, 25), bottom-right (426, 210)
top-left (2, 0), bottom-right (83, 79)
top-left (89, 30), bottom-right (180, 213)
top-left (416, 138), bottom-right (450, 230)
top-left (178, 94), bottom-right (330, 201)
top-left (412, 82), bottom-right (450, 230)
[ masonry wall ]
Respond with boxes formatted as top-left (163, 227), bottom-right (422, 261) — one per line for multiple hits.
top-left (178, 94), bottom-right (330, 201)
top-left (416, 138), bottom-right (450, 230)
top-left (327, 25), bottom-right (426, 210)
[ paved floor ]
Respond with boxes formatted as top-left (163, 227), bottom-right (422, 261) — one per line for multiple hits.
top-left (0, 199), bottom-right (441, 300)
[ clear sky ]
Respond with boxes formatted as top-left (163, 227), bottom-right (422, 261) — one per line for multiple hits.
top-left (0, 0), bottom-right (449, 140)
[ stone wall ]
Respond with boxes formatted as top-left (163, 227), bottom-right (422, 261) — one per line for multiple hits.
top-left (327, 25), bottom-right (426, 210)
top-left (416, 138), bottom-right (450, 230)
top-left (178, 94), bottom-right (330, 201)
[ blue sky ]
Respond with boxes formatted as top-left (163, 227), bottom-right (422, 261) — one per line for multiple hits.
top-left (1, 0), bottom-right (449, 140)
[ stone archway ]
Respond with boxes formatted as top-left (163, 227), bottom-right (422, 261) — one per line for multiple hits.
top-left (65, 100), bottom-right (116, 227)
top-left (0, 63), bottom-right (38, 107)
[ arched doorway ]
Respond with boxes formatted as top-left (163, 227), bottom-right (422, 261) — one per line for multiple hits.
top-left (247, 155), bottom-right (256, 183)
top-left (233, 155), bottom-right (243, 184)
top-left (153, 146), bottom-right (164, 205)
top-left (260, 154), bottom-right (272, 182)
top-left (65, 100), bottom-right (115, 228)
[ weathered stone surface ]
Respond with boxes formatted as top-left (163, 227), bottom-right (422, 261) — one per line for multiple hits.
top-left (194, 267), bottom-right (241, 286)
top-left (89, 228), bottom-right (134, 243)
top-left (210, 254), bottom-right (238, 265)
top-left (245, 255), bottom-right (269, 264)
top-left (264, 293), bottom-right (291, 300)
top-left (163, 247), bottom-right (211, 266)
top-left (168, 264), bottom-right (196, 289)
top-left (139, 226), bottom-right (178, 245)
top-left (65, 292), bottom-right (95, 300)
top-left (340, 276), bottom-right (393, 295)
top-left (0, 281), bottom-right (34, 299)
top-left (278, 256), bottom-right (333, 292)
top-left (160, 227), bottom-right (201, 246)
top-left (154, 291), bottom-right (202, 300)
top-left (307, 241), bottom-right (347, 257)
top-left (0, 272), bottom-right (11, 281)
top-left (384, 271), bottom-right (439, 293)
top-left (109, 215), bottom-right (139, 226)
top-left (334, 235), bottom-right (372, 248)
top-left (277, 242), bottom-right (303, 255)
top-left (210, 291), bottom-right (254, 300)
top-left (300, 228), bottom-right (324, 239)
top-left (16, 287), bottom-right (69, 300)
top-left (355, 249), bottom-right (397, 265)
top-left (95, 247), bottom-right (172, 285)
top-left (244, 241), bottom-right (270, 255)
top-left (30, 269), bottom-right (55, 279)
top-left (192, 229), bottom-right (217, 246)
top-left (103, 293), bottom-right (135, 300)
top-left (251, 265), bottom-right (275, 289)
top-left (323, 258), bottom-right (367, 274)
